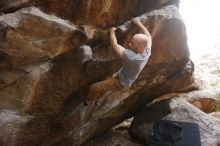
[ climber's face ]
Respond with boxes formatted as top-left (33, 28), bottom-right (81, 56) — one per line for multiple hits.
top-left (128, 34), bottom-right (147, 53)
top-left (128, 35), bottom-right (141, 52)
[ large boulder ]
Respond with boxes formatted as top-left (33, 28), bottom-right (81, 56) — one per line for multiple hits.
top-left (42, 5), bottom-right (196, 146)
top-left (0, 7), bottom-right (87, 116)
top-left (0, 1), bottom-right (197, 146)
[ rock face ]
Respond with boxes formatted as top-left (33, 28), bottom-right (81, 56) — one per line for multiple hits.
top-left (0, 0), bottom-right (179, 27)
top-left (82, 129), bottom-right (143, 146)
top-left (0, 1), bottom-right (198, 146)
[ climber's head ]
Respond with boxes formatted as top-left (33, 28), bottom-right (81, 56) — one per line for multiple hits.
top-left (128, 33), bottom-right (149, 53)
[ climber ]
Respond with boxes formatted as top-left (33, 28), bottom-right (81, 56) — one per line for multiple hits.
top-left (82, 17), bottom-right (152, 106)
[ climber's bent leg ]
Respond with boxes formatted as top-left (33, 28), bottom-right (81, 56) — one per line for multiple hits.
top-left (86, 75), bottom-right (124, 104)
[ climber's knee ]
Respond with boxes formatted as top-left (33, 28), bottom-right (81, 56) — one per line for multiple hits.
top-left (86, 83), bottom-right (104, 102)
top-left (90, 83), bottom-right (103, 93)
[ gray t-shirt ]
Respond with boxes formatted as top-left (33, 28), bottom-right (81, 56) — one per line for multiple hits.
top-left (117, 48), bottom-right (151, 87)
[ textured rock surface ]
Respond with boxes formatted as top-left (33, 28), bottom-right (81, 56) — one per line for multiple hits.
top-left (0, 0), bottom-right (179, 27)
top-left (42, 6), bottom-right (197, 146)
top-left (0, 7), bottom-right (87, 116)
top-left (0, 110), bottom-right (52, 146)
top-left (129, 97), bottom-right (220, 146)
top-left (0, 0), bottom-right (200, 146)
top-left (82, 129), bottom-right (143, 146)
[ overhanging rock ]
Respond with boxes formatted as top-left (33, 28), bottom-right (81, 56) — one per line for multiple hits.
top-left (0, 2), bottom-right (198, 146)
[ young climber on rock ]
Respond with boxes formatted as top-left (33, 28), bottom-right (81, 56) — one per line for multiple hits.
top-left (82, 17), bottom-right (152, 106)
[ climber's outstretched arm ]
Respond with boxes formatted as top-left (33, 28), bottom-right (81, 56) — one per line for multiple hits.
top-left (109, 27), bottom-right (125, 57)
top-left (132, 17), bottom-right (151, 38)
